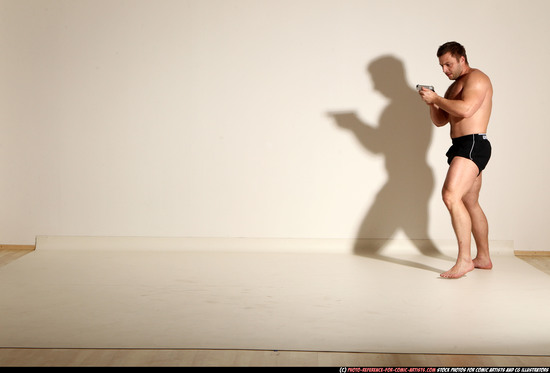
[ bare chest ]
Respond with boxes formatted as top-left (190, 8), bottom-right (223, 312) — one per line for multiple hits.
top-left (445, 81), bottom-right (464, 100)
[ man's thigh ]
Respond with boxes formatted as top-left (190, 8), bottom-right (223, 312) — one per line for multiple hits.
top-left (443, 156), bottom-right (479, 197)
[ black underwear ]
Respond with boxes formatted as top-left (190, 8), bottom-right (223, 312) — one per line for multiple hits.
top-left (446, 134), bottom-right (492, 174)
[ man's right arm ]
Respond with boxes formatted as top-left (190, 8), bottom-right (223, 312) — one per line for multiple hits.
top-left (429, 104), bottom-right (449, 127)
top-left (419, 87), bottom-right (449, 126)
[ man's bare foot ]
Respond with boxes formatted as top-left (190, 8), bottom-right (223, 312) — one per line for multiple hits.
top-left (473, 256), bottom-right (493, 270)
top-left (440, 259), bottom-right (475, 279)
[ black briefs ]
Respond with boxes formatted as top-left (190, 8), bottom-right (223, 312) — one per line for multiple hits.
top-left (446, 133), bottom-right (492, 174)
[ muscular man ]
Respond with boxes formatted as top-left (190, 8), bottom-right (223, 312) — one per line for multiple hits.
top-left (419, 41), bottom-right (493, 278)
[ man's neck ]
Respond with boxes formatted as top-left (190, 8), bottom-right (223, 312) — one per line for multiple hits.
top-left (460, 65), bottom-right (472, 77)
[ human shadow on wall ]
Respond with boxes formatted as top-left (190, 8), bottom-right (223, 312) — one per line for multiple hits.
top-left (328, 55), bottom-right (452, 273)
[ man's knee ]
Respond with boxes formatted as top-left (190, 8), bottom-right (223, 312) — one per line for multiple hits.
top-left (441, 187), bottom-right (461, 211)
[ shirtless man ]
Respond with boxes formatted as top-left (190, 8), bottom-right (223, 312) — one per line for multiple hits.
top-left (419, 41), bottom-right (493, 278)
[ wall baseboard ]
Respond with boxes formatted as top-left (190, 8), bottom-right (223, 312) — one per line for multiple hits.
top-left (13, 239), bottom-right (550, 256)
top-left (0, 244), bottom-right (35, 250)
top-left (514, 250), bottom-right (550, 257)
top-left (34, 235), bottom-right (517, 255)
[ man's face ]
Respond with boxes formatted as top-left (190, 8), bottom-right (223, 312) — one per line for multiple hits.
top-left (439, 52), bottom-right (464, 80)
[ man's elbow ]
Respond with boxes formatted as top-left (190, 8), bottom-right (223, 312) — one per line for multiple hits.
top-left (431, 115), bottom-right (449, 127)
top-left (432, 113), bottom-right (449, 127)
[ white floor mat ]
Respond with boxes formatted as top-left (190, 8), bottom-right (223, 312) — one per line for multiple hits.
top-left (1, 248), bottom-right (549, 355)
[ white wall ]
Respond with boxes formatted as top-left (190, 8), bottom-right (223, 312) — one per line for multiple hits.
top-left (1, 0), bottom-right (548, 251)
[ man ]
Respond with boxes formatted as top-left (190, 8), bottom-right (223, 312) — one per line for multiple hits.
top-left (419, 41), bottom-right (493, 278)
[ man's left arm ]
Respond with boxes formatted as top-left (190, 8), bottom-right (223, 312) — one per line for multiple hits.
top-left (424, 72), bottom-right (489, 118)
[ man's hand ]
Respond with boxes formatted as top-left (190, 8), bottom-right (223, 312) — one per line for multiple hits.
top-left (418, 87), bottom-right (439, 105)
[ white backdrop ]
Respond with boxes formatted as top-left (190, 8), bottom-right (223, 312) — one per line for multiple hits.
top-left (1, 0), bottom-right (548, 251)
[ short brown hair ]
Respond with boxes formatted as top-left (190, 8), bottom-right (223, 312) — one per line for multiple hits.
top-left (437, 41), bottom-right (468, 64)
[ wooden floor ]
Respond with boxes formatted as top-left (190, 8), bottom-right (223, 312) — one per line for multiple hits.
top-left (1, 248), bottom-right (549, 367)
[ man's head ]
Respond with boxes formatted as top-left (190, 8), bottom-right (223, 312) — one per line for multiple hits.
top-left (437, 41), bottom-right (469, 80)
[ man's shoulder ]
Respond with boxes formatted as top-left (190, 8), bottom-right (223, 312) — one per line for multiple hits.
top-left (467, 68), bottom-right (491, 82)
top-left (463, 68), bottom-right (492, 91)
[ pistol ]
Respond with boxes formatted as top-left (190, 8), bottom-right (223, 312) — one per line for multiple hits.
top-left (416, 84), bottom-right (434, 91)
